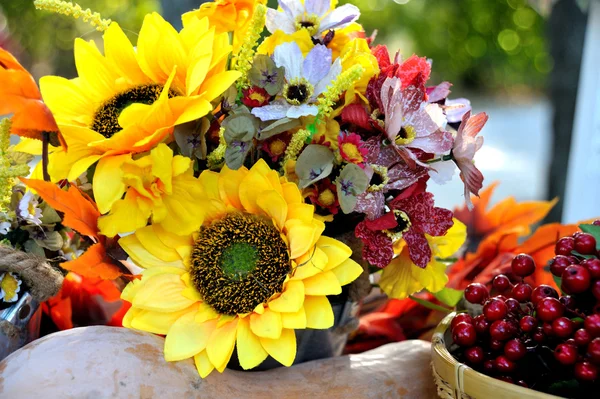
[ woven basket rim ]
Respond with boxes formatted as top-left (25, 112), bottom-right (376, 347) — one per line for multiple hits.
top-left (431, 311), bottom-right (565, 399)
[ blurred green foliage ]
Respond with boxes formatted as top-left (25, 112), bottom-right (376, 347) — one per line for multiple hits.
top-left (0, 0), bottom-right (160, 78)
top-left (346, 0), bottom-right (550, 93)
top-left (1, 0), bottom-right (548, 93)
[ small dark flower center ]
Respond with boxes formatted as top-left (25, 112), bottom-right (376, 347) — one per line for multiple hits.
top-left (384, 210), bottom-right (412, 240)
top-left (190, 213), bottom-right (291, 315)
top-left (283, 78), bottom-right (314, 106)
top-left (91, 84), bottom-right (178, 139)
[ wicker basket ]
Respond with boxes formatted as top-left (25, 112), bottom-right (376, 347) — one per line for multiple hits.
top-left (431, 312), bottom-right (563, 399)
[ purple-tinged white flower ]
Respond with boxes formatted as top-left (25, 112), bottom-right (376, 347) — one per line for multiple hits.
top-left (252, 42), bottom-right (341, 121)
top-left (0, 221), bottom-right (10, 235)
top-left (266, 0), bottom-right (360, 37)
top-left (18, 191), bottom-right (43, 225)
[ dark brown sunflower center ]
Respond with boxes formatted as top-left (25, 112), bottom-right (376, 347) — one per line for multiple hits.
top-left (91, 84), bottom-right (178, 139)
top-left (190, 213), bottom-right (291, 315)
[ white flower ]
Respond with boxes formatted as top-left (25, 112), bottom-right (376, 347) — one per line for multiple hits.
top-left (266, 0), bottom-right (360, 37)
top-left (0, 272), bottom-right (22, 303)
top-left (18, 191), bottom-right (43, 225)
top-left (251, 42), bottom-right (341, 121)
top-left (0, 221), bottom-right (10, 235)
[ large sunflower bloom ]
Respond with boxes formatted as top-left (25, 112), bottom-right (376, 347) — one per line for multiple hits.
top-left (40, 13), bottom-right (240, 211)
top-left (119, 159), bottom-right (363, 377)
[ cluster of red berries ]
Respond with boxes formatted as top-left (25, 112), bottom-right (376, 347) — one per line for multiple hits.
top-left (450, 224), bottom-right (600, 395)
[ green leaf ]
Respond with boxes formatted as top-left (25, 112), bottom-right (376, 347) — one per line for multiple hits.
top-left (34, 230), bottom-right (64, 251)
top-left (248, 55), bottom-right (285, 96)
top-left (553, 275), bottom-right (563, 293)
top-left (433, 287), bottom-right (464, 308)
top-left (224, 141), bottom-right (252, 170)
top-left (295, 145), bottom-right (335, 189)
top-left (408, 295), bottom-right (452, 313)
top-left (336, 163), bottom-right (369, 214)
top-left (223, 113), bottom-right (258, 143)
top-left (572, 250), bottom-right (595, 259)
top-left (258, 118), bottom-right (300, 140)
top-left (579, 224), bottom-right (600, 250)
top-left (40, 202), bottom-right (62, 225)
top-left (173, 119), bottom-right (209, 160)
top-left (24, 239), bottom-right (45, 257)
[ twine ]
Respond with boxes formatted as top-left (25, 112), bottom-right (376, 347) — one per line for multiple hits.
top-left (0, 245), bottom-right (64, 303)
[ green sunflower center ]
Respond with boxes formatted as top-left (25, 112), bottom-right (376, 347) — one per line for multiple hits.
top-left (91, 84), bottom-right (178, 139)
top-left (190, 213), bottom-right (291, 315)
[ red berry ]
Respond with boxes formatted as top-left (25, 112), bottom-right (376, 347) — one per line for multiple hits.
top-left (490, 320), bottom-right (516, 341)
top-left (550, 255), bottom-right (571, 277)
top-left (453, 322), bottom-right (477, 347)
top-left (490, 338), bottom-right (504, 351)
top-left (574, 328), bottom-right (592, 346)
top-left (543, 322), bottom-right (555, 337)
top-left (552, 317), bottom-right (575, 338)
top-left (574, 362), bottom-right (598, 381)
top-left (511, 254), bottom-right (536, 277)
top-left (588, 338), bottom-right (600, 364)
top-left (536, 297), bottom-right (565, 322)
top-left (483, 298), bottom-right (508, 322)
top-left (581, 258), bottom-right (600, 279)
top-left (520, 315), bottom-right (537, 333)
top-left (585, 314), bottom-right (600, 337)
top-left (497, 375), bottom-right (514, 383)
top-left (464, 283), bottom-right (489, 305)
top-left (575, 233), bottom-right (597, 255)
top-left (554, 343), bottom-right (578, 365)
top-left (505, 298), bottom-right (521, 315)
top-left (493, 274), bottom-right (512, 292)
top-left (531, 285), bottom-right (558, 305)
top-left (533, 328), bottom-right (546, 343)
top-left (511, 283), bottom-right (532, 303)
top-left (451, 313), bottom-right (473, 331)
top-left (555, 237), bottom-right (575, 256)
top-left (559, 295), bottom-right (577, 311)
top-left (464, 346), bottom-right (485, 365)
top-left (504, 339), bottom-right (526, 361)
top-left (592, 280), bottom-right (600, 301)
top-left (495, 355), bottom-right (516, 373)
top-left (568, 255), bottom-right (581, 264)
top-left (561, 265), bottom-right (591, 294)
top-left (516, 380), bottom-right (528, 388)
top-left (473, 314), bottom-right (490, 335)
top-left (593, 220), bottom-right (600, 226)
top-left (483, 360), bottom-right (495, 373)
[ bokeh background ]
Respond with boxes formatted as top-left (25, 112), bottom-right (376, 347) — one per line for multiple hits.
top-left (0, 0), bottom-right (594, 221)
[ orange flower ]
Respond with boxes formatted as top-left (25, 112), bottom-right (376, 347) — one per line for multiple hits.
top-left (0, 48), bottom-right (60, 143)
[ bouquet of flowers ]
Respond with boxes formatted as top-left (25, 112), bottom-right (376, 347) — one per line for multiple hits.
top-left (1, 0), bottom-right (489, 377)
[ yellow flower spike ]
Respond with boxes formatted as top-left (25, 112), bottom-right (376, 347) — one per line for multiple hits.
top-left (207, 127), bottom-right (226, 170)
top-left (281, 128), bottom-right (311, 167)
top-left (316, 64), bottom-right (364, 119)
top-left (0, 119), bottom-right (29, 212)
top-left (120, 160), bottom-right (362, 377)
top-left (232, 3), bottom-right (267, 90)
top-left (34, 0), bottom-right (111, 31)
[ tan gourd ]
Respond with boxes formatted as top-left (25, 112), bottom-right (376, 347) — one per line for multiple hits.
top-left (0, 326), bottom-right (436, 398)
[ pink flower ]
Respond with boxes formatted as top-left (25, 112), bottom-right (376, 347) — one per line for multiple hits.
top-left (338, 132), bottom-right (368, 166)
top-left (453, 111), bottom-right (488, 209)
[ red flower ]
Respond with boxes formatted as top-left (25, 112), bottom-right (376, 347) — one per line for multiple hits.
top-left (261, 133), bottom-right (291, 162)
top-left (241, 86), bottom-right (270, 108)
top-left (355, 221), bottom-right (394, 268)
top-left (338, 131), bottom-right (368, 166)
top-left (308, 178), bottom-right (340, 215)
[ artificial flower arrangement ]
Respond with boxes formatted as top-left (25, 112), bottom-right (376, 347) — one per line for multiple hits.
top-left (0, 0), bottom-right (489, 377)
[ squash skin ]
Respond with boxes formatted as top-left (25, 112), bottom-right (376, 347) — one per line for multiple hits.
top-left (0, 326), bottom-right (435, 398)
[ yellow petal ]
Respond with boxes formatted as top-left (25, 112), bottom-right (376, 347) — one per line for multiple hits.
top-left (74, 38), bottom-right (119, 100)
top-left (267, 280), bottom-right (305, 313)
top-left (98, 191), bottom-right (152, 238)
top-left (181, 273), bottom-right (203, 301)
top-left (302, 270), bottom-right (342, 296)
top-left (236, 317), bottom-right (268, 370)
top-left (132, 273), bottom-right (196, 312)
top-left (291, 246), bottom-right (328, 281)
top-left (257, 190), bottom-right (288, 230)
top-left (136, 225), bottom-right (182, 262)
top-left (239, 168), bottom-right (272, 214)
top-left (281, 307), bottom-right (307, 329)
top-left (104, 22), bottom-right (148, 84)
top-left (287, 203), bottom-right (314, 224)
top-left (206, 319), bottom-right (239, 372)
top-left (131, 305), bottom-right (197, 335)
top-left (281, 182), bottom-right (303, 205)
top-left (199, 70), bottom-right (241, 102)
top-left (194, 351), bottom-right (215, 378)
top-left (304, 295), bottom-right (334, 329)
top-left (151, 143), bottom-right (175, 193)
top-left (285, 219), bottom-right (318, 259)
top-left (165, 311), bottom-right (216, 361)
top-left (317, 236), bottom-right (353, 271)
top-left (198, 170), bottom-right (221, 199)
top-left (250, 307), bottom-right (282, 339)
top-left (122, 307), bottom-right (142, 329)
top-left (121, 279), bottom-right (142, 302)
top-left (330, 258), bottom-right (364, 286)
top-left (196, 302), bottom-right (220, 323)
top-left (93, 154), bottom-right (130, 214)
top-left (68, 154), bottom-right (102, 181)
top-left (218, 165), bottom-right (247, 209)
top-left (119, 234), bottom-right (186, 269)
top-left (378, 251), bottom-right (423, 300)
top-left (259, 328), bottom-right (297, 367)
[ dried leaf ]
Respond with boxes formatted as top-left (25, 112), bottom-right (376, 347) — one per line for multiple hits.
top-left (295, 144), bottom-right (335, 189)
top-left (20, 178), bottom-right (100, 239)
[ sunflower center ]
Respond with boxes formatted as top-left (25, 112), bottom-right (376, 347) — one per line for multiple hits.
top-left (283, 78), bottom-right (314, 105)
top-left (190, 213), bottom-right (291, 315)
top-left (384, 210), bottom-right (412, 241)
top-left (395, 125), bottom-right (417, 146)
top-left (91, 84), bottom-right (178, 139)
top-left (295, 14), bottom-right (320, 36)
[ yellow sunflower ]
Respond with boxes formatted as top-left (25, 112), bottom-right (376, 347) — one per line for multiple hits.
top-left (39, 13), bottom-right (240, 213)
top-left (379, 219), bottom-right (467, 299)
top-left (120, 159), bottom-right (363, 377)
